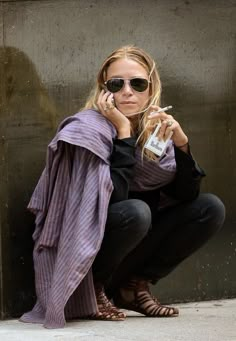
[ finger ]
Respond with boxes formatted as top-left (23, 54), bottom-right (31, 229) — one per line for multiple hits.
top-left (105, 94), bottom-right (118, 114)
top-left (106, 93), bottom-right (115, 107)
top-left (97, 90), bottom-right (106, 108)
top-left (98, 91), bottom-right (111, 113)
top-left (157, 119), bottom-right (174, 139)
top-left (163, 123), bottom-right (176, 140)
top-left (99, 89), bottom-right (110, 100)
top-left (148, 111), bottom-right (174, 121)
top-left (146, 105), bottom-right (161, 117)
top-left (147, 104), bottom-right (163, 116)
top-left (157, 120), bottom-right (168, 140)
top-left (101, 91), bottom-right (111, 105)
top-left (146, 107), bottom-right (163, 129)
top-left (97, 89), bottom-right (104, 102)
top-left (148, 105), bottom-right (161, 113)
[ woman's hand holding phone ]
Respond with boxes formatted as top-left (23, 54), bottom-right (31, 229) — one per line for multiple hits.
top-left (97, 90), bottom-right (131, 139)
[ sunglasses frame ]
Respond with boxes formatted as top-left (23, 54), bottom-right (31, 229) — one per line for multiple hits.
top-left (104, 77), bottom-right (151, 93)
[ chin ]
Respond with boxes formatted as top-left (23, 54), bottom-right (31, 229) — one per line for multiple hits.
top-left (121, 108), bottom-right (140, 116)
top-left (124, 111), bottom-right (142, 117)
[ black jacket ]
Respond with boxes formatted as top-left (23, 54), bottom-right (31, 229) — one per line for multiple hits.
top-left (110, 137), bottom-right (205, 210)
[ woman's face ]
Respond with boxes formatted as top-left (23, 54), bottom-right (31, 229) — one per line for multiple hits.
top-left (105, 58), bottom-right (150, 116)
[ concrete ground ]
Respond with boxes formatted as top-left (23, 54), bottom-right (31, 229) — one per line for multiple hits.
top-left (0, 299), bottom-right (235, 341)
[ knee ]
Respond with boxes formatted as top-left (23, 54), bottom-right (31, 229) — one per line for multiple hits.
top-left (123, 199), bottom-right (152, 239)
top-left (199, 193), bottom-right (226, 233)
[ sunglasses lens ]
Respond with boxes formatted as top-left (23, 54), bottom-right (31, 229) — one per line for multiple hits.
top-left (106, 79), bottom-right (124, 93)
top-left (130, 78), bottom-right (149, 92)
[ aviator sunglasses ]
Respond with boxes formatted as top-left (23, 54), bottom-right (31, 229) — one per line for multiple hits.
top-left (104, 77), bottom-right (150, 93)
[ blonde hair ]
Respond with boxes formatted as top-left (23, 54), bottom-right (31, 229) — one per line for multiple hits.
top-left (83, 45), bottom-right (162, 159)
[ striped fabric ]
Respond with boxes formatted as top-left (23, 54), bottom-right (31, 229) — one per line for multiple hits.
top-left (130, 142), bottom-right (178, 210)
top-left (20, 109), bottom-right (177, 328)
top-left (130, 141), bottom-right (176, 192)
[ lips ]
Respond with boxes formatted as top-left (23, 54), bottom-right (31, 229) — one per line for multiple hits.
top-left (120, 101), bottom-right (136, 104)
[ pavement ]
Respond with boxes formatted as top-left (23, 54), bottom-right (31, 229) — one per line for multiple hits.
top-left (0, 299), bottom-right (236, 341)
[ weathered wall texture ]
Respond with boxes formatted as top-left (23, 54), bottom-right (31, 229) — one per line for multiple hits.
top-left (0, 0), bottom-right (235, 318)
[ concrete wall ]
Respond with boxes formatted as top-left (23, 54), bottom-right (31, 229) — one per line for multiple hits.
top-left (0, 0), bottom-right (235, 318)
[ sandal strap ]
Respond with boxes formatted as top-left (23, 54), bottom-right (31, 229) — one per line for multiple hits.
top-left (115, 279), bottom-right (179, 318)
top-left (93, 283), bottom-right (126, 321)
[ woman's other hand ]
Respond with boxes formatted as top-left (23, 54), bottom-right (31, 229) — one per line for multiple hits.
top-left (147, 106), bottom-right (188, 150)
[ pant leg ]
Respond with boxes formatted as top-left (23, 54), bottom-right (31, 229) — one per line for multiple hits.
top-left (92, 199), bottom-right (152, 285)
top-left (138, 193), bottom-right (225, 281)
top-left (107, 193), bottom-right (225, 294)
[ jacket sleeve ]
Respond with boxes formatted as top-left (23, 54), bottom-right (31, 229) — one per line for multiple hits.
top-left (162, 144), bottom-right (206, 201)
top-left (110, 137), bottom-right (136, 203)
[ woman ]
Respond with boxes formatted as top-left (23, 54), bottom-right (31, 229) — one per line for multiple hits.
top-left (21, 45), bottom-right (225, 328)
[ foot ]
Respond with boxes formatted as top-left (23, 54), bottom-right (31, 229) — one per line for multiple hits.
top-left (114, 279), bottom-right (179, 317)
top-left (89, 283), bottom-right (126, 321)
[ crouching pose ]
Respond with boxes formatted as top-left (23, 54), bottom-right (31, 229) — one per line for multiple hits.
top-left (20, 45), bottom-right (225, 328)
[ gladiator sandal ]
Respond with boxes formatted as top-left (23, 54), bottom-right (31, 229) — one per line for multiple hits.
top-left (88, 283), bottom-right (126, 321)
top-left (114, 279), bottom-right (179, 317)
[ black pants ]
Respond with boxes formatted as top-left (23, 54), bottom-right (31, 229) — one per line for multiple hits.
top-left (92, 193), bottom-right (225, 295)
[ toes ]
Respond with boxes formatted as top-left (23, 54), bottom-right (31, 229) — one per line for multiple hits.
top-left (96, 309), bottom-right (126, 321)
top-left (173, 307), bottom-right (179, 315)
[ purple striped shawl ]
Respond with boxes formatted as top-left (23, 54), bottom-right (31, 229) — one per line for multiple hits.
top-left (20, 109), bottom-right (176, 328)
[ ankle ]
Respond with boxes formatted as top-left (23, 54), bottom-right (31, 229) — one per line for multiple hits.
top-left (119, 287), bottom-right (135, 303)
top-left (126, 278), bottom-right (150, 291)
top-left (119, 278), bottom-right (150, 301)
top-left (94, 282), bottom-right (106, 300)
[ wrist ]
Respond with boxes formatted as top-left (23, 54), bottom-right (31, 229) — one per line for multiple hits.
top-left (117, 125), bottom-right (131, 139)
top-left (176, 142), bottom-right (188, 148)
top-left (117, 130), bottom-right (131, 139)
top-left (174, 136), bottom-right (188, 148)
top-left (175, 141), bottom-right (189, 154)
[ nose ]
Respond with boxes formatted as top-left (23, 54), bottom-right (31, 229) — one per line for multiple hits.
top-left (122, 79), bottom-right (133, 94)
